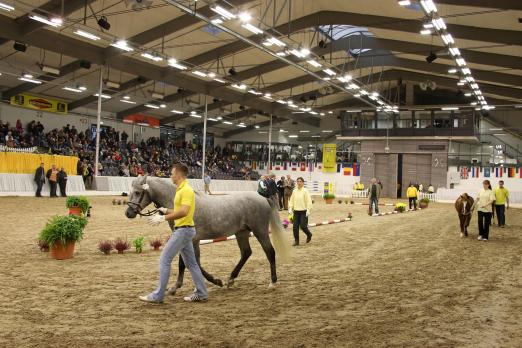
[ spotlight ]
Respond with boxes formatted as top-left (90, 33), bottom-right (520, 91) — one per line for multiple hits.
top-left (300, 96), bottom-right (308, 103)
top-left (177, 88), bottom-right (185, 94)
top-left (318, 40), bottom-right (326, 48)
top-left (79, 60), bottom-right (91, 69)
top-left (228, 67), bottom-right (237, 76)
top-left (97, 16), bottom-right (110, 30)
top-left (213, 98), bottom-right (220, 103)
top-left (308, 94), bottom-right (317, 101)
top-left (426, 52), bottom-right (437, 63)
top-left (13, 41), bottom-right (27, 52)
top-left (239, 105), bottom-right (245, 110)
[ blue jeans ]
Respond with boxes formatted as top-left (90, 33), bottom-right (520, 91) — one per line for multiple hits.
top-left (150, 227), bottom-right (208, 301)
top-left (369, 197), bottom-right (379, 214)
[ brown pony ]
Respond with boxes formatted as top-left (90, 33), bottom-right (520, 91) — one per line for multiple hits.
top-left (455, 193), bottom-right (474, 237)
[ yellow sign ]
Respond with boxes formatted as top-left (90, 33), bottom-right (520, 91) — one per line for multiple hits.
top-left (10, 93), bottom-right (68, 114)
top-left (322, 143), bottom-right (337, 172)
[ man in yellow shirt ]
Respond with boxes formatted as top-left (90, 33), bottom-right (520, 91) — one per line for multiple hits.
top-left (494, 180), bottom-right (509, 228)
top-left (139, 163), bottom-right (208, 304)
top-left (406, 183), bottom-right (419, 210)
top-left (288, 177), bottom-right (313, 246)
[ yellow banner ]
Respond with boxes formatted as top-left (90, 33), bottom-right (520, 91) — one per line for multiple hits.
top-left (10, 93), bottom-right (68, 114)
top-left (0, 152), bottom-right (78, 175)
top-left (322, 143), bottom-right (337, 172)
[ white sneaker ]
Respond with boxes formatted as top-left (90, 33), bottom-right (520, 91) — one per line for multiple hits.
top-left (482, 238), bottom-right (488, 242)
top-left (139, 295), bottom-right (163, 304)
top-left (183, 293), bottom-right (208, 302)
top-left (477, 236), bottom-right (483, 241)
top-left (460, 233), bottom-right (464, 238)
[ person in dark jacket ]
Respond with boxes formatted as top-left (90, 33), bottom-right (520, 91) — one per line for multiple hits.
top-left (57, 167), bottom-right (68, 197)
top-left (276, 176), bottom-right (285, 211)
top-left (34, 162), bottom-right (45, 197)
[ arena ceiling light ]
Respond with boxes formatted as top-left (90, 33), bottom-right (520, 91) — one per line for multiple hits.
top-left (211, 5), bottom-right (236, 20)
top-left (420, 0), bottom-right (437, 14)
top-left (111, 40), bottom-right (133, 52)
top-left (442, 107), bottom-right (459, 111)
top-left (63, 86), bottom-right (86, 93)
top-left (141, 52), bottom-right (163, 62)
top-left (0, 2), bottom-right (14, 11)
top-left (420, 29), bottom-right (432, 35)
top-left (168, 58), bottom-right (187, 70)
top-left (222, 121), bottom-right (233, 125)
top-left (19, 74), bottom-right (41, 84)
top-left (94, 93), bottom-right (111, 99)
top-left (145, 103), bottom-right (160, 109)
top-left (448, 68), bottom-right (457, 74)
top-left (288, 135), bottom-right (298, 138)
top-left (323, 69), bottom-right (336, 76)
top-left (307, 59), bottom-right (322, 68)
top-left (74, 30), bottom-right (101, 41)
top-left (231, 83), bottom-right (247, 90)
top-left (29, 14), bottom-right (63, 27)
top-left (262, 37), bottom-right (286, 47)
top-left (398, 0), bottom-right (411, 5)
top-left (289, 48), bottom-right (310, 59)
top-left (241, 23), bottom-right (263, 35)
top-left (192, 70), bottom-right (207, 78)
top-left (120, 99), bottom-right (137, 104)
top-left (213, 77), bottom-right (226, 83)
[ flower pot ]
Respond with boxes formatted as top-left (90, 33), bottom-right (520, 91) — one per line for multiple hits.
top-left (325, 198), bottom-right (334, 204)
top-left (68, 206), bottom-right (82, 216)
top-left (50, 241), bottom-right (75, 260)
top-left (117, 250), bottom-right (124, 254)
top-left (419, 202), bottom-right (428, 209)
top-left (153, 246), bottom-right (160, 251)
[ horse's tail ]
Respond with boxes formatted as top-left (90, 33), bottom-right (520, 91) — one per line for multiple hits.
top-left (268, 197), bottom-right (292, 264)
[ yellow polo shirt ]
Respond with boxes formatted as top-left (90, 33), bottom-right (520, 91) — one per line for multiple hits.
top-left (494, 187), bottom-right (509, 205)
top-left (174, 179), bottom-right (195, 227)
top-left (407, 186), bottom-right (418, 198)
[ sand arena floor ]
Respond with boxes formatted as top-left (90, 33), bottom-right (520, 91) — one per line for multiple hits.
top-left (0, 195), bottom-right (521, 347)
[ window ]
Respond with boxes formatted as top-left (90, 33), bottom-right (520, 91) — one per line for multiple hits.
top-left (376, 112), bottom-right (392, 129)
top-left (433, 111), bottom-right (451, 128)
top-left (361, 112), bottom-right (375, 129)
top-left (317, 25), bottom-right (378, 57)
top-left (414, 111), bottom-right (432, 128)
top-left (396, 111), bottom-right (413, 128)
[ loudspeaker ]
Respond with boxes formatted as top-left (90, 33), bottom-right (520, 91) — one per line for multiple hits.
top-left (13, 42), bottom-right (27, 52)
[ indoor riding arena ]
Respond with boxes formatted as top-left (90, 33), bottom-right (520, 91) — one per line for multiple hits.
top-left (0, 1), bottom-right (521, 347)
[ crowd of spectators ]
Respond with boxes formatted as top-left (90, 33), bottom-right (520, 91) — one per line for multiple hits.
top-left (0, 119), bottom-right (258, 182)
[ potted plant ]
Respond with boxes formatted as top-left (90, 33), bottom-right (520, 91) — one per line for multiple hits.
top-left (133, 236), bottom-right (145, 253)
top-left (37, 239), bottom-right (49, 252)
top-left (348, 212), bottom-right (353, 219)
top-left (38, 215), bottom-right (87, 260)
top-left (322, 193), bottom-right (335, 204)
top-left (395, 202), bottom-right (407, 213)
top-left (114, 238), bottom-right (130, 254)
top-left (150, 238), bottom-right (163, 251)
top-left (66, 196), bottom-right (90, 216)
top-left (98, 240), bottom-right (113, 255)
top-left (419, 198), bottom-right (429, 209)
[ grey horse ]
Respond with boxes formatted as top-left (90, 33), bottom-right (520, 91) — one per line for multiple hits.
top-left (125, 175), bottom-right (291, 292)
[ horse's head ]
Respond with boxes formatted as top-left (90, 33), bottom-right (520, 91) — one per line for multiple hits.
top-left (125, 175), bottom-right (153, 219)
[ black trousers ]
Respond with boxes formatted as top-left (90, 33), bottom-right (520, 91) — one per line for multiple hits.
top-left (49, 181), bottom-right (57, 197)
top-left (478, 211), bottom-right (492, 239)
top-left (293, 210), bottom-right (312, 243)
top-left (59, 181), bottom-right (67, 197)
top-left (495, 204), bottom-right (505, 226)
top-left (35, 181), bottom-right (43, 197)
top-left (408, 197), bottom-right (417, 209)
top-left (277, 190), bottom-right (284, 209)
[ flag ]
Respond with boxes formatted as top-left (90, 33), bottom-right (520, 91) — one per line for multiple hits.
top-left (308, 162), bottom-right (314, 172)
top-left (508, 167), bottom-right (515, 178)
top-left (252, 161), bottom-right (257, 170)
top-left (471, 167), bottom-right (479, 178)
top-left (343, 167), bottom-right (352, 176)
top-left (275, 166), bottom-right (280, 170)
top-left (484, 167), bottom-right (490, 178)
top-left (460, 167), bottom-right (468, 179)
top-left (495, 167), bottom-right (503, 178)
top-left (353, 163), bottom-right (359, 176)
top-left (337, 163), bottom-right (342, 173)
top-left (300, 162), bottom-right (306, 171)
top-left (283, 162), bottom-right (288, 170)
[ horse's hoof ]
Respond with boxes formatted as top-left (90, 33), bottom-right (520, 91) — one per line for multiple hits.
top-left (166, 287), bottom-right (178, 296)
top-left (215, 279), bottom-right (224, 287)
top-left (268, 282), bottom-right (276, 290)
top-left (460, 233), bottom-right (464, 238)
top-left (226, 278), bottom-right (235, 288)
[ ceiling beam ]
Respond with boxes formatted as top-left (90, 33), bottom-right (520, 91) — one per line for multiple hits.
top-left (68, 76), bottom-right (148, 110)
top-left (1, 0), bottom-right (256, 98)
top-left (435, 0), bottom-right (522, 10)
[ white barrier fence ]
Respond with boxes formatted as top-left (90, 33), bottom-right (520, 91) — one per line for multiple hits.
top-left (0, 145), bottom-right (37, 153)
top-left (419, 192), bottom-right (438, 202)
top-left (351, 190), bottom-right (369, 198)
top-left (0, 173), bottom-right (85, 195)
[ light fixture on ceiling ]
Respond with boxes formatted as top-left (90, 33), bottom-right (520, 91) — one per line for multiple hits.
top-left (442, 107), bottom-right (459, 111)
top-left (141, 52), bottom-right (163, 62)
top-left (441, 34), bottom-right (454, 45)
top-left (19, 74), bottom-right (41, 84)
top-left (171, 109), bottom-right (183, 114)
top-left (29, 14), bottom-right (63, 27)
top-left (306, 59), bottom-right (322, 68)
top-left (254, 125), bottom-right (260, 129)
top-left (120, 99), bottom-right (137, 104)
top-left (223, 121), bottom-right (233, 125)
top-left (288, 135), bottom-right (298, 138)
top-left (426, 52), bottom-right (437, 63)
top-left (262, 37), bottom-right (286, 47)
top-left (40, 65), bottom-right (60, 75)
top-left (168, 58), bottom-right (187, 70)
top-left (159, 104), bottom-right (166, 108)
top-left (111, 40), bottom-right (133, 52)
top-left (151, 92), bottom-right (164, 100)
top-left (448, 47), bottom-right (460, 57)
top-left (13, 41), bottom-right (27, 52)
top-left (94, 93), bottom-right (111, 99)
top-left (211, 18), bottom-right (223, 25)
top-left (241, 23), bottom-right (263, 35)
top-left (74, 30), bottom-right (101, 41)
top-left (211, 5), bottom-right (236, 20)
top-left (192, 70), bottom-right (207, 78)
top-left (213, 78), bottom-right (226, 83)
top-left (455, 58), bottom-right (466, 66)
top-left (62, 86), bottom-right (86, 93)
top-left (420, 29), bottom-right (432, 35)
top-left (0, 2), bottom-right (15, 11)
top-left (323, 68), bottom-right (336, 76)
top-left (145, 103), bottom-right (160, 109)
top-left (420, 0), bottom-right (437, 14)
top-left (398, 0), bottom-right (411, 6)
top-left (238, 12), bottom-right (252, 22)
top-left (231, 83), bottom-right (247, 90)
top-left (322, 130), bottom-right (333, 133)
top-left (106, 81), bottom-right (120, 89)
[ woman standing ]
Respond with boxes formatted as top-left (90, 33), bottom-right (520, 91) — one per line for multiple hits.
top-left (288, 177), bottom-right (313, 246)
top-left (473, 180), bottom-right (496, 241)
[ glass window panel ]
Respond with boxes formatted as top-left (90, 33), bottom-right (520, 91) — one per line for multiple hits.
top-left (396, 111), bottom-right (413, 128)
top-left (414, 111), bottom-right (432, 128)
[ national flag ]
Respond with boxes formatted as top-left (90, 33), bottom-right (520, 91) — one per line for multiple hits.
top-left (300, 162), bottom-right (306, 171)
top-left (308, 162), bottom-right (314, 172)
top-left (460, 167), bottom-right (468, 179)
top-left (343, 167), bottom-right (352, 176)
top-left (252, 161), bottom-right (257, 170)
top-left (275, 166), bottom-right (280, 170)
top-left (353, 163), bottom-right (359, 176)
top-left (508, 167), bottom-right (515, 178)
top-left (472, 167), bottom-right (479, 178)
top-left (484, 167), bottom-right (490, 178)
top-left (337, 163), bottom-right (342, 173)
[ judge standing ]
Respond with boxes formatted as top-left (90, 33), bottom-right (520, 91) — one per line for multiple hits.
top-left (46, 164), bottom-right (59, 197)
top-left (57, 167), bottom-right (68, 197)
top-left (34, 162), bottom-right (45, 197)
top-left (288, 177), bottom-right (313, 246)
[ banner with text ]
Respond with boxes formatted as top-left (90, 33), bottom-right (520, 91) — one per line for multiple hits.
top-left (10, 93), bottom-right (68, 114)
top-left (322, 143), bottom-right (337, 172)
